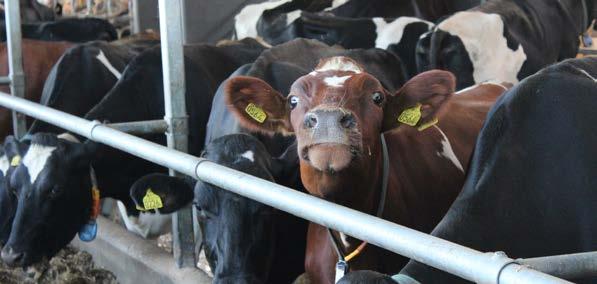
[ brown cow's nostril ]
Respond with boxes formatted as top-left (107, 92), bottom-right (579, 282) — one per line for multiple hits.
top-left (304, 113), bottom-right (318, 129)
top-left (340, 113), bottom-right (356, 129)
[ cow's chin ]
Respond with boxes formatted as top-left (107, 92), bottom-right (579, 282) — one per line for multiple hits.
top-left (303, 143), bottom-right (357, 174)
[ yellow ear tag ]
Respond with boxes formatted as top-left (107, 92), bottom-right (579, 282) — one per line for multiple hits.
top-left (142, 188), bottom-right (163, 210)
top-left (397, 103), bottom-right (422, 126)
top-left (136, 205), bottom-right (146, 211)
top-left (417, 117), bottom-right (439, 131)
top-left (10, 155), bottom-right (21, 166)
top-left (245, 103), bottom-right (267, 123)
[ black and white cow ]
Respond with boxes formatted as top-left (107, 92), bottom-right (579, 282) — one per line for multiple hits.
top-left (0, 136), bottom-right (29, 245)
top-left (0, 17), bottom-right (117, 42)
top-left (298, 12), bottom-right (432, 78)
top-left (235, 0), bottom-right (481, 45)
top-left (28, 40), bottom-right (158, 135)
top-left (416, 0), bottom-right (594, 90)
top-left (341, 57), bottom-right (597, 283)
top-left (0, 39), bottom-right (266, 267)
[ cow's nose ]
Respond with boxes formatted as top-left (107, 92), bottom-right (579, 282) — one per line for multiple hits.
top-left (1, 246), bottom-right (23, 266)
top-left (339, 112), bottom-right (356, 129)
top-left (304, 112), bottom-right (318, 129)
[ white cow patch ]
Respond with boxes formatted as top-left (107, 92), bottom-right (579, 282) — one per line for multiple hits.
top-left (234, 0), bottom-right (292, 40)
top-left (240, 150), bottom-right (255, 162)
top-left (432, 125), bottom-right (464, 173)
top-left (57, 132), bottom-right (80, 143)
top-left (324, 75), bottom-right (351, 87)
top-left (22, 144), bottom-right (57, 184)
top-left (0, 155), bottom-right (9, 175)
top-left (576, 68), bottom-right (597, 82)
top-left (324, 0), bottom-right (350, 11)
top-left (286, 10), bottom-right (301, 26)
top-left (373, 17), bottom-right (432, 49)
top-left (96, 50), bottom-right (122, 79)
top-left (438, 11), bottom-right (527, 85)
top-left (315, 57), bottom-right (363, 73)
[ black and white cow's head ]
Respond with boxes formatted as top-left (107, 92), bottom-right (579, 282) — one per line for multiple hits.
top-left (130, 134), bottom-right (289, 284)
top-left (1, 133), bottom-right (98, 267)
top-left (0, 136), bottom-right (29, 245)
top-left (416, 11), bottom-right (526, 90)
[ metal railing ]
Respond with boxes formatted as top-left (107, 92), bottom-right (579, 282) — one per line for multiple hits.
top-left (0, 90), bottom-right (573, 284)
top-left (1, 0), bottom-right (595, 283)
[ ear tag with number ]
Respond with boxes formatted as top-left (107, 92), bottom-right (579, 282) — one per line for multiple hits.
top-left (397, 103), bottom-right (422, 126)
top-left (143, 188), bottom-right (163, 210)
top-left (245, 103), bottom-right (267, 123)
top-left (417, 117), bottom-right (439, 131)
top-left (10, 155), bottom-right (21, 166)
top-left (78, 220), bottom-right (97, 242)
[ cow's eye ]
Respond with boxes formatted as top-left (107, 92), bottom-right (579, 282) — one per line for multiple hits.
top-left (50, 186), bottom-right (62, 197)
top-left (288, 96), bottom-right (300, 109)
top-left (372, 92), bottom-right (384, 105)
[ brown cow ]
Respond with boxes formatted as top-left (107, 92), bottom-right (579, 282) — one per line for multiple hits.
top-left (0, 39), bottom-right (73, 139)
top-left (224, 56), bottom-right (508, 284)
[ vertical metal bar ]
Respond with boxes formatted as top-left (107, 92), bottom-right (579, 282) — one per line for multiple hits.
top-left (106, 0), bottom-right (112, 18)
top-left (5, 0), bottom-right (26, 139)
top-left (130, 0), bottom-right (139, 34)
top-left (158, 0), bottom-right (195, 268)
top-left (86, 0), bottom-right (92, 14)
top-left (71, 0), bottom-right (76, 15)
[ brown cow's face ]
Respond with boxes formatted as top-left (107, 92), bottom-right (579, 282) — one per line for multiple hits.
top-left (225, 56), bottom-right (456, 197)
top-left (287, 68), bottom-right (386, 173)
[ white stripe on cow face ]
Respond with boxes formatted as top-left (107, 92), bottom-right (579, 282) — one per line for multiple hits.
top-left (373, 17), bottom-right (432, 49)
top-left (234, 0), bottom-right (293, 40)
top-left (438, 11), bottom-right (527, 85)
top-left (0, 155), bottom-right (9, 175)
top-left (96, 50), bottom-right (122, 79)
top-left (22, 144), bottom-right (57, 184)
top-left (433, 125), bottom-right (464, 173)
top-left (324, 75), bottom-right (351, 87)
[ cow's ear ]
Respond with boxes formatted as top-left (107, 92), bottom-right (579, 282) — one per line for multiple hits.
top-left (3, 136), bottom-right (28, 167)
top-left (130, 173), bottom-right (194, 214)
top-left (224, 76), bottom-right (293, 135)
top-left (382, 70), bottom-right (455, 132)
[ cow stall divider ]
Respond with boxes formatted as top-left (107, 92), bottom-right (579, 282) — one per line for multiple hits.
top-left (1, 0), bottom-right (596, 283)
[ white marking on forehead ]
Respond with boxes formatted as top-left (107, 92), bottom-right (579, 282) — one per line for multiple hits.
top-left (286, 10), bottom-right (301, 26)
top-left (432, 125), bottom-right (464, 173)
top-left (576, 68), bottom-right (597, 82)
top-left (234, 0), bottom-right (292, 40)
top-left (438, 11), bottom-right (526, 85)
top-left (0, 155), bottom-right (9, 175)
top-left (240, 150), bottom-right (254, 162)
top-left (96, 50), bottom-right (122, 79)
top-left (22, 144), bottom-right (57, 184)
top-left (323, 75), bottom-right (352, 87)
top-left (57, 132), bottom-right (80, 143)
top-left (373, 17), bottom-right (432, 49)
top-left (324, 0), bottom-right (349, 10)
top-left (315, 57), bottom-right (363, 74)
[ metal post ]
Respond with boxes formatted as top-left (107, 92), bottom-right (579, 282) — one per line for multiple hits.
top-left (106, 0), bottom-right (112, 18)
top-left (5, 0), bottom-right (26, 139)
top-left (520, 251), bottom-right (597, 280)
top-left (71, 0), bottom-right (76, 15)
top-left (86, 0), bottom-right (92, 14)
top-left (158, 0), bottom-right (195, 268)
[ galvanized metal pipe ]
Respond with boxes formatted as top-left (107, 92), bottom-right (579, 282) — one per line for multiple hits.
top-left (520, 251), bottom-right (597, 280)
top-left (0, 77), bottom-right (10, 85)
top-left (158, 0), bottom-right (195, 269)
top-left (107, 119), bottom-right (168, 135)
top-left (0, 91), bottom-right (571, 284)
top-left (4, 0), bottom-right (26, 138)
